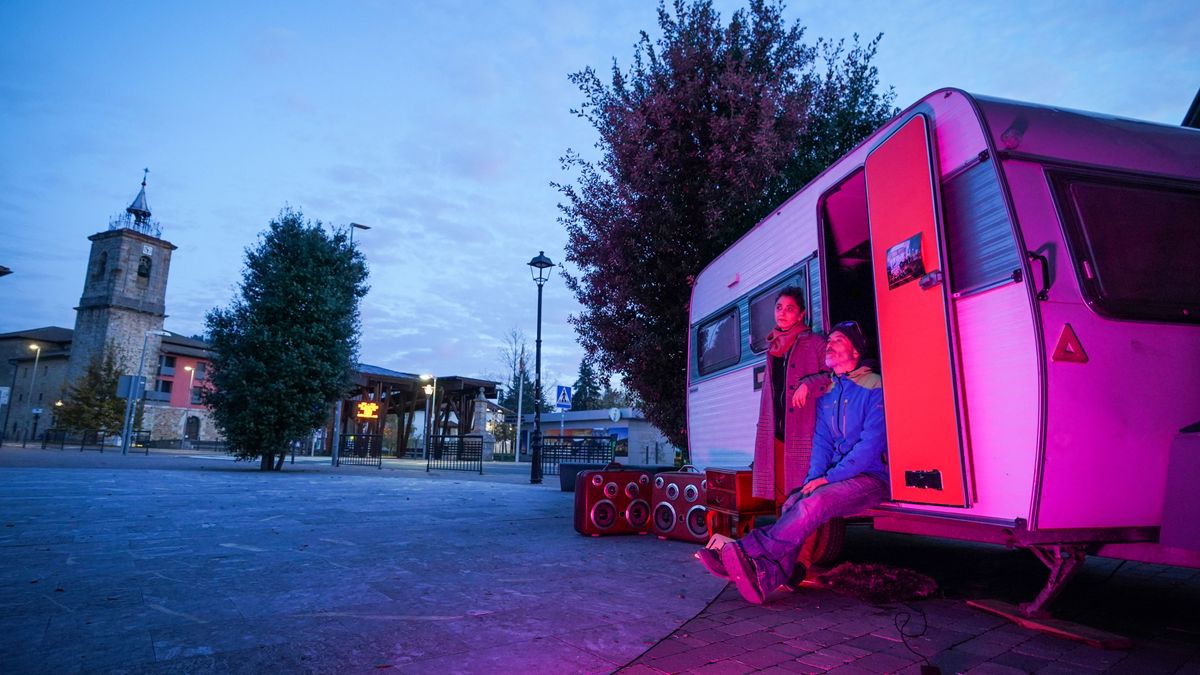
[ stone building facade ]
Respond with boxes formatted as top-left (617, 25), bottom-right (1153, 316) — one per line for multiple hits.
top-left (1, 175), bottom-right (219, 444)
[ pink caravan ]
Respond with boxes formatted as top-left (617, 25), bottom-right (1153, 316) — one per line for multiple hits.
top-left (685, 88), bottom-right (1200, 619)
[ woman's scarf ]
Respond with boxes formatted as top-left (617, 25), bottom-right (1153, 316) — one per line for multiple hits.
top-left (766, 323), bottom-right (803, 358)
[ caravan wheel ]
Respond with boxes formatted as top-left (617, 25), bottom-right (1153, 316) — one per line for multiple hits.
top-left (798, 517), bottom-right (847, 569)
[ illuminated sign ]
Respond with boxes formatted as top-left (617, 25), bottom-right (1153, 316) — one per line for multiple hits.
top-left (355, 401), bottom-right (380, 419)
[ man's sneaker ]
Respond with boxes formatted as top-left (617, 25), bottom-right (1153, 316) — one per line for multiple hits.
top-left (786, 562), bottom-right (807, 590)
top-left (719, 542), bottom-right (767, 605)
top-left (695, 547), bottom-right (728, 579)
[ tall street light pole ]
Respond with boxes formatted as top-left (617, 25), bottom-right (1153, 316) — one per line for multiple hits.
top-left (123, 329), bottom-right (170, 455)
top-left (527, 251), bottom-right (554, 484)
top-left (420, 374), bottom-right (437, 460)
top-left (349, 222), bottom-right (370, 246)
top-left (22, 344), bottom-right (41, 447)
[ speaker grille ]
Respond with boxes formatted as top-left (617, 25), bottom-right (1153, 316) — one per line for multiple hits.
top-left (590, 500), bottom-right (617, 530)
top-left (626, 499), bottom-right (650, 528)
top-left (604, 481), bottom-right (618, 498)
top-left (654, 502), bottom-right (677, 532)
top-left (686, 505), bottom-right (708, 538)
top-left (684, 484), bottom-right (699, 502)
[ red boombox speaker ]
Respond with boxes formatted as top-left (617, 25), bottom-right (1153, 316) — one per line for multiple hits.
top-left (652, 466), bottom-right (709, 543)
top-left (573, 464), bottom-right (653, 536)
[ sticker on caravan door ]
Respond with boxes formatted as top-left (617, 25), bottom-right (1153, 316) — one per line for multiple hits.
top-left (886, 232), bottom-right (926, 289)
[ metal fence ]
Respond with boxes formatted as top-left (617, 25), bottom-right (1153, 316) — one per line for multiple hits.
top-left (41, 428), bottom-right (148, 452)
top-left (539, 437), bottom-right (615, 476)
top-left (337, 434), bottom-right (383, 468)
top-left (426, 435), bottom-right (483, 474)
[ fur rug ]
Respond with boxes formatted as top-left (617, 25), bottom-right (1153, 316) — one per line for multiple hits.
top-left (816, 562), bottom-right (939, 604)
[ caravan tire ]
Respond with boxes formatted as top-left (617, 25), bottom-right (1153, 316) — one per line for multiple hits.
top-left (799, 517), bottom-right (846, 569)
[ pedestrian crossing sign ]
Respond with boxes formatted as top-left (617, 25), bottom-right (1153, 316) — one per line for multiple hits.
top-left (555, 385), bottom-right (573, 410)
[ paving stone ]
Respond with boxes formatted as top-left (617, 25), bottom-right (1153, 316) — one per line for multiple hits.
top-left (988, 650), bottom-right (1053, 672)
top-left (798, 649), bottom-right (854, 670)
top-left (968, 663), bottom-right (1030, 675)
top-left (852, 651), bottom-right (918, 673)
top-left (930, 647), bottom-right (990, 674)
top-left (732, 645), bottom-right (803, 669)
top-left (690, 659), bottom-right (758, 675)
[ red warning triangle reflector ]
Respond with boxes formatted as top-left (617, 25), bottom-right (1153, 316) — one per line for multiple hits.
top-left (1052, 324), bottom-right (1088, 363)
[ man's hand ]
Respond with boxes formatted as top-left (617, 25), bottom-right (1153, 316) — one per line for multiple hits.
top-left (791, 382), bottom-right (810, 408)
top-left (801, 476), bottom-right (828, 496)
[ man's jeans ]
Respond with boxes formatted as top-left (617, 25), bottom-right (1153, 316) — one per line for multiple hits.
top-left (738, 475), bottom-right (888, 590)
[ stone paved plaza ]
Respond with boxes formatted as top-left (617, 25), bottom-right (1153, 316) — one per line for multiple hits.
top-left (2, 447), bottom-right (1198, 674)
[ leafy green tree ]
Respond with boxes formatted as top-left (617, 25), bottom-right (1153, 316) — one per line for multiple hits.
top-left (571, 359), bottom-right (603, 410)
top-left (205, 208), bottom-right (368, 470)
top-left (557, 0), bottom-right (896, 448)
top-left (57, 344), bottom-right (125, 431)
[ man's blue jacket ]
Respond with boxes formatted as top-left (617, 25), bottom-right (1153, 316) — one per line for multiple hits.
top-left (804, 365), bottom-right (889, 485)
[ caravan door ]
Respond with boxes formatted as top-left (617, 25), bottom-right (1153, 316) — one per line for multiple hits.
top-left (864, 114), bottom-right (969, 507)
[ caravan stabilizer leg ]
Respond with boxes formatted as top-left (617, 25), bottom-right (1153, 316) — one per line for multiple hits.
top-left (1020, 544), bottom-right (1086, 618)
top-left (968, 543), bottom-right (1131, 649)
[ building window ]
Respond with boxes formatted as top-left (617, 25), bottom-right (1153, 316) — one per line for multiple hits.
top-left (92, 251), bottom-right (108, 280)
top-left (137, 255), bottom-right (152, 278)
top-left (191, 387), bottom-right (202, 405)
top-left (194, 362), bottom-right (207, 380)
top-left (158, 355), bottom-right (176, 376)
top-left (155, 380), bottom-right (173, 394)
top-left (695, 306), bottom-right (742, 375)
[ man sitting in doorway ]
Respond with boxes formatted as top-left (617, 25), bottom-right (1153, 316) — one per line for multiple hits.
top-left (701, 321), bottom-right (889, 605)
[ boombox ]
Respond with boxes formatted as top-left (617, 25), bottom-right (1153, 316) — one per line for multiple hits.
top-left (651, 467), bottom-right (709, 543)
top-left (573, 464), bottom-right (653, 536)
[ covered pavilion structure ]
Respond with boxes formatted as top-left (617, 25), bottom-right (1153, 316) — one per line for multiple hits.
top-left (323, 363), bottom-right (499, 458)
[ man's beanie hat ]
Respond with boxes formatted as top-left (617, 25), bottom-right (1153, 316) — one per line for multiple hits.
top-left (830, 320), bottom-right (868, 358)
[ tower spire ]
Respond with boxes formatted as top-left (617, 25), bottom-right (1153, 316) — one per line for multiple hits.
top-left (126, 168), bottom-right (151, 223)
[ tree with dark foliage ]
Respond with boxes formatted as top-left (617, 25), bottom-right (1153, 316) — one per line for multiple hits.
top-left (57, 345), bottom-right (125, 432)
top-left (557, 0), bottom-right (895, 450)
top-left (205, 208), bottom-right (368, 470)
top-left (571, 359), bottom-right (603, 411)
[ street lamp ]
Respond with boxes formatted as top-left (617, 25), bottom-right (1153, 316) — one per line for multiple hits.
top-left (122, 329), bottom-right (170, 455)
top-left (349, 222), bottom-right (370, 246)
top-left (22, 344), bottom-right (41, 447)
top-left (420, 374), bottom-right (437, 460)
top-left (184, 365), bottom-right (196, 404)
top-left (527, 250), bottom-right (554, 484)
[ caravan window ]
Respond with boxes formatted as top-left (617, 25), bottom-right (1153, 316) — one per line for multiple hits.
top-left (1050, 171), bottom-right (1200, 324)
top-left (749, 272), bottom-right (806, 353)
top-left (942, 158), bottom-right (1021, 295)
top-left (696, 307), bottom-right (741, 375)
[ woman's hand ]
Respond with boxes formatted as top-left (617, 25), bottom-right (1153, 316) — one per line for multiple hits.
top-left (791, 382), bottom-right (809, 408)
top-left (801, 476), bottom-right (828, 496)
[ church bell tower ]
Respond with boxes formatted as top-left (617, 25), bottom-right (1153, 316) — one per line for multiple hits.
top-left (66, 170), bottom-right (178, 386)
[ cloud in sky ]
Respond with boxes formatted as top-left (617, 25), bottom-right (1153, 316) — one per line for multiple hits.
top-left (1, 0), bottom-right (1197, 398)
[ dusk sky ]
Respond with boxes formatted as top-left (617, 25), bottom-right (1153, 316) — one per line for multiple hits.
top-left (1, 1), bottom-right (1197, 393)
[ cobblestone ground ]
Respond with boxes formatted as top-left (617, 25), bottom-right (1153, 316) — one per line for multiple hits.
top-left (624, 527), bottom-right (1200, 674)
top-left (0, 447), bottom-right (724, 673)
top-left (3, 447), bottom-right (1198, 674)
